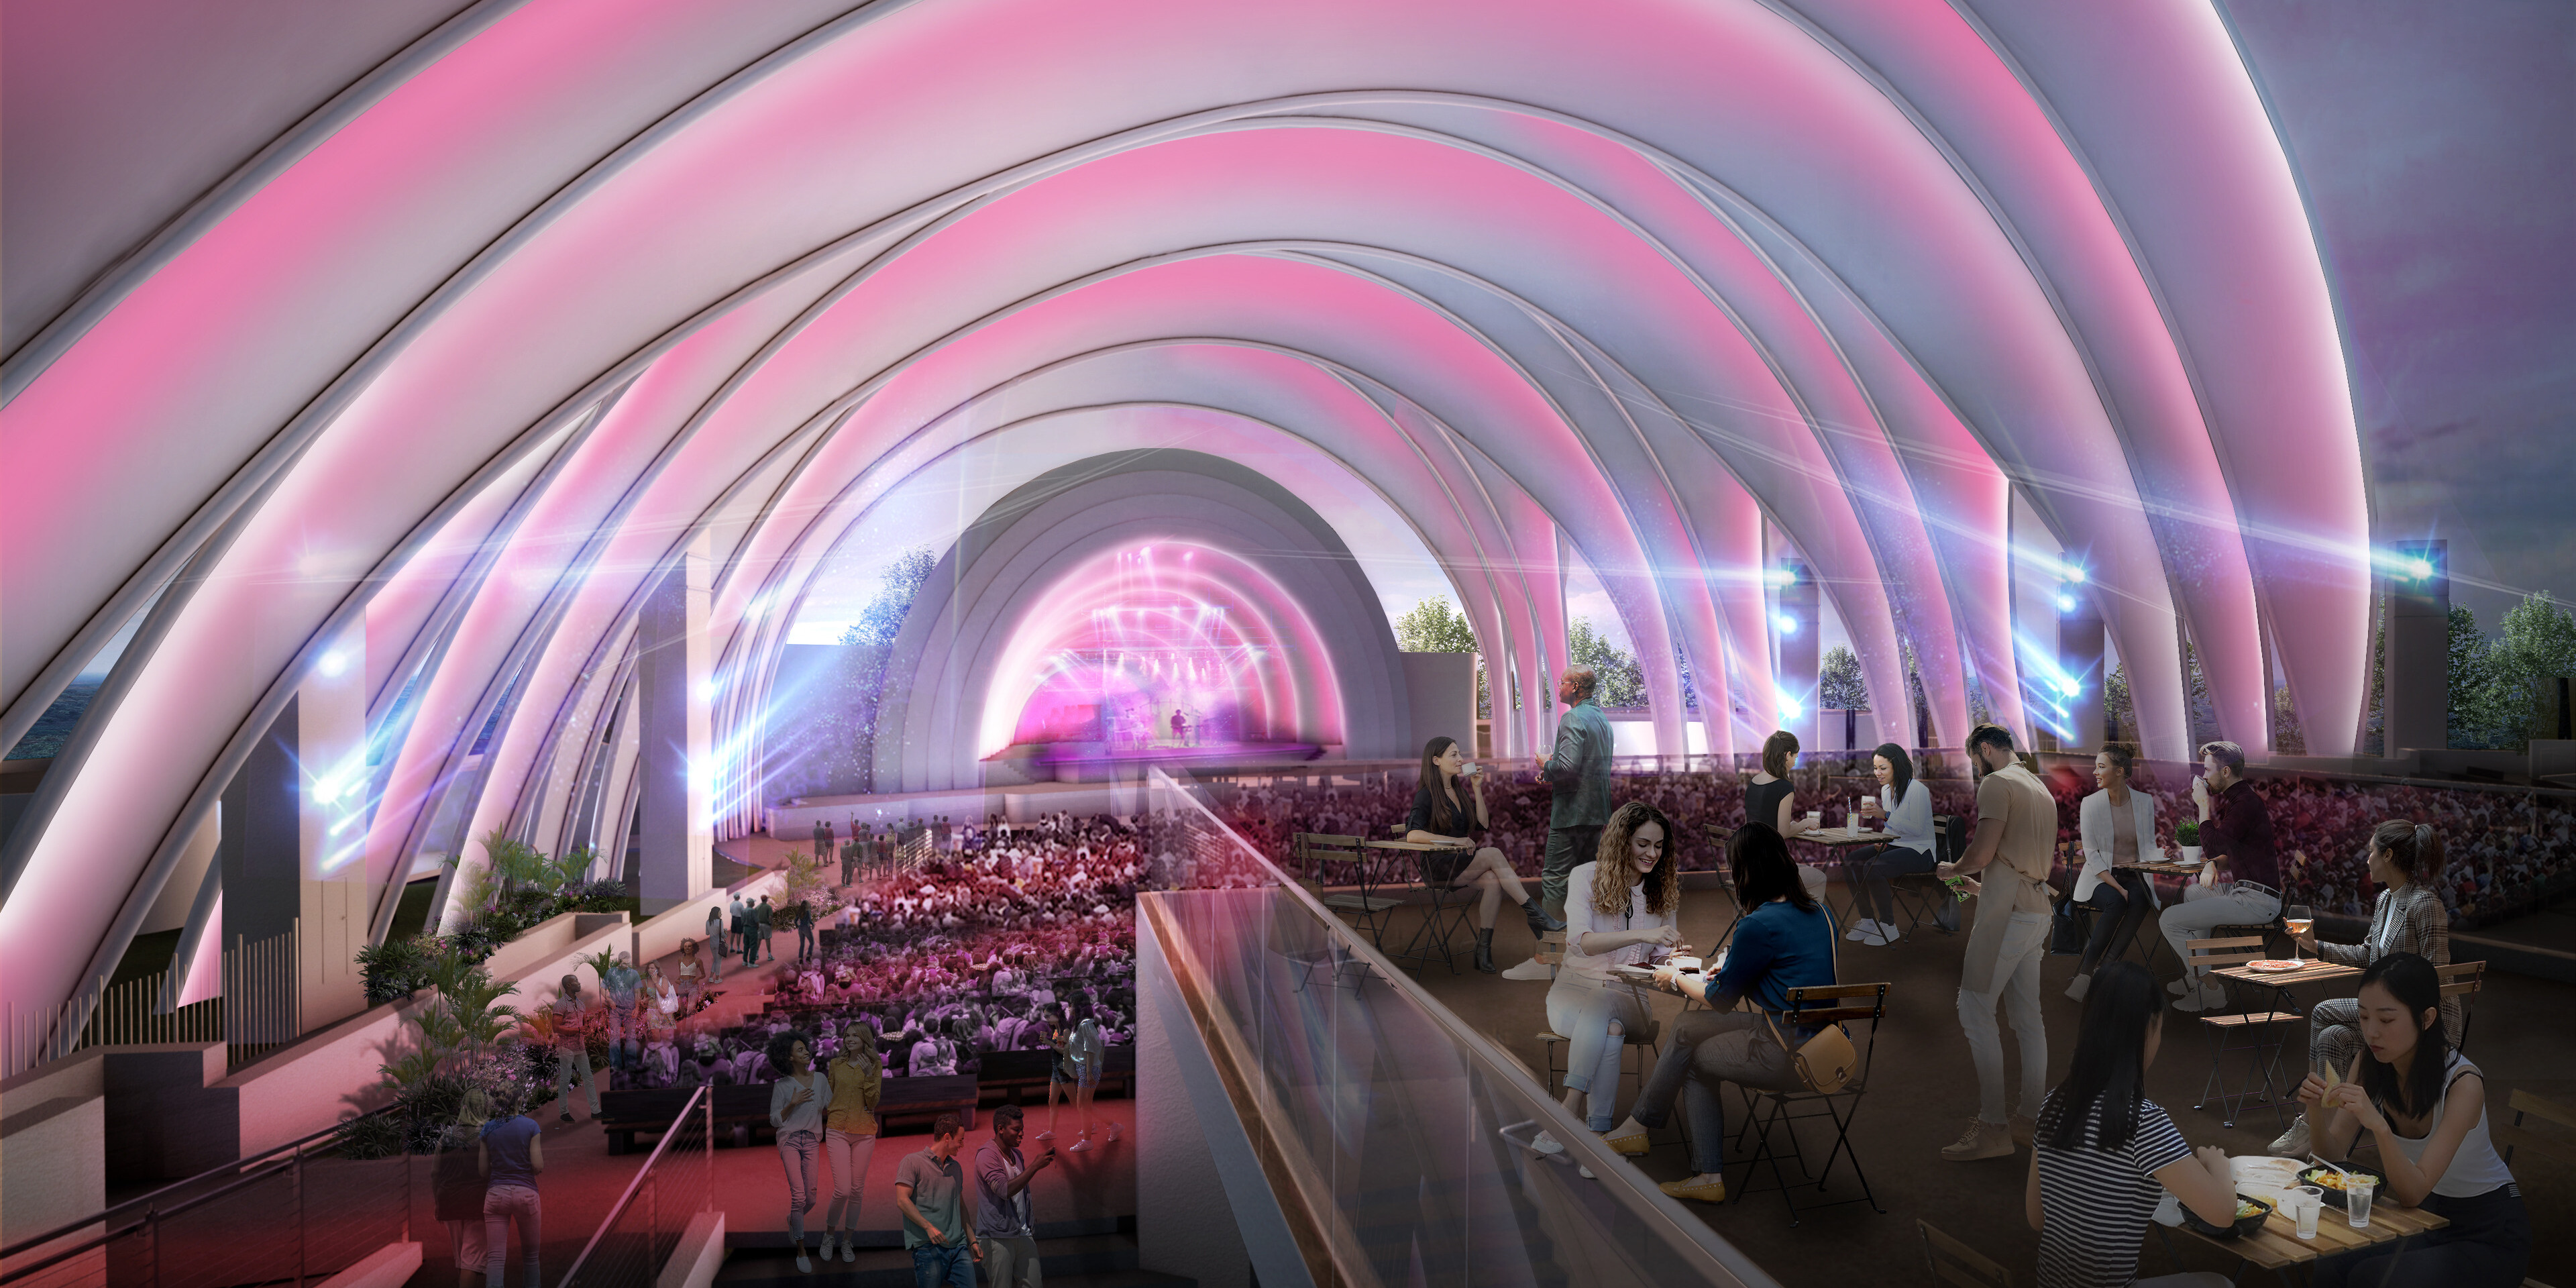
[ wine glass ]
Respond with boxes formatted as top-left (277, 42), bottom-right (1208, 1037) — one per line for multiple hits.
top-left (2284, 904), bottom-right (2314, 963)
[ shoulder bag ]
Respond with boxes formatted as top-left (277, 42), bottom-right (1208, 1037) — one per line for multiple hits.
top-left (1760, 910), bottom-right (1858, 1093)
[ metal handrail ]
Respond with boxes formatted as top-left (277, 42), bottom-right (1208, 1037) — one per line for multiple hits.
top-left (554, 1083), bottom-right (708, 1285)
top-left (0, 1101), bottom-right (402, 1269)
top-left (1144, 767), bottom-right (1781, 1288)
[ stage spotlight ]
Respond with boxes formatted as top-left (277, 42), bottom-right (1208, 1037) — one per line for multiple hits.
top-left (1774, 613), bottom-right (1798, 635)
top-left (2058, 678), bottom-right (2080, 698)
top-left (318, 650), bottom-right (348, 678)
top-left (2065, 566), bottom-right (2086, 584)
top-left (2055, 594), bottom-right (2078, 613)
top-left (2406, 557), bottom-right (2432, 580)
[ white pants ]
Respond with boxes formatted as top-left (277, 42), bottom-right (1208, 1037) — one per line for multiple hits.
top-left (1544, 973), bottom-right (1652, 1129)
top-left (2160, 884), bottom-right (2282, 985)
top-left (823, 1130), bottom-right (877, 1230)
top-left (1957, 910), bottom-right (2049, 1124)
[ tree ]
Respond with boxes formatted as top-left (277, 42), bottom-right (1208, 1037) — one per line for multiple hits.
top-left (1393, 596), bottom-right (1479, 653)
top-left (2273, 686), bottom-right (2307, 756)
top-left (2446, 604), bottom-right (2496, 749)
top-left (2105, 663), bottom-right (2133, 745)
top-left (828, 546), bottom-right (938, 791)
top-left (1568, 618), bottom-right (1646, 708)
top-left (2475, 593), bottom-right (2576, 750)
top-left (1817, 645), bottom-right (1868, 710)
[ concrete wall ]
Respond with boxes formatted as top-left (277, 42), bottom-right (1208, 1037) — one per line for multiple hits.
top-left (0, 1051), bottom-right (107, 1251)
top-left (1399, 653), bottom-right (1477, 759)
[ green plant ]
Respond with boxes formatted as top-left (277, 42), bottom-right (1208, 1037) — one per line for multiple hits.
top-left (330, 1111), bottom-right (407, 1160)
top-left (2176, 820), bottom-right (2200, 846)
top-left (781, 847), bottom-right (833, 914)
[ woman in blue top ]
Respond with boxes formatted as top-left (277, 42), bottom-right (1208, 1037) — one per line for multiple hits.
top-left (1838, 743), bottom-right (1936, 946)
top-left (1602, 823), bottom-right (1837, 1203)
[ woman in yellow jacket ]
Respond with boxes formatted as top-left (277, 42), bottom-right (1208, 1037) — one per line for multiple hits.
top-left (817, 1021), bottom-right (883, 1265)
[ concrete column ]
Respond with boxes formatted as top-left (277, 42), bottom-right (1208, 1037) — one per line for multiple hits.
top-left (1778, 560), bottom-right (1819, 751)
top-left (2385, 539), bottom-right (2449, 753)
top-left (635, 534), bottom-right (712, 914)
top-left (216, 621), bottom-right (369, 1038)
top-left (2058, 596), bottom-right (2106, 752)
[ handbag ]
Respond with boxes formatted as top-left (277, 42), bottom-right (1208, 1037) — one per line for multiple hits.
top-left (1763, 1009), bottom-right (1858, 1093)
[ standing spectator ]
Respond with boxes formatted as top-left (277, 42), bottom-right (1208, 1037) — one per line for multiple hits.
top-left (976, 1105), bottom-right (1056, 1287)
top-left (433, 1089), bottom-right (492, 1288)
top-left (756, 894), bottom-right (777, 967)
top-left (545, 975), bottom-right (599, 1123)
top-left (476, 1091), bottom-right (545, 1287)
top-left (601, 951), bottom-right (642, 1072)
top-left (2269, 820), bottom-right (2455, 1157)
top-left (704, 906), bottom-right (727, 982)
top-left (731, 895), bottom-right (751, 965)
top-left (647, 961), bottom-right (680, 1028)
top-left (841, 830), bottom-right (859, 887)
top-left (819, 1022), bottom-right (883, 1265)
top-left (2068, 746), bottom-right (2160, 1002)
top-left (768, 1029), bottom-right (830, 1273)
top-left (2160, 741), bottom-right (2282, 1014)
top-left (796, 900), bottom-right (818, 962)
top-left (675, 942), bottom-right (704, 1014)
top-left (895, 1114), bottom-right (981, 1288)
top-left (1505, 665), bottom-right (1613, 980)
top-left (814, 818), bottom-right (836, 870)
top-left (1939, 724), bottom-right (2056, 1161)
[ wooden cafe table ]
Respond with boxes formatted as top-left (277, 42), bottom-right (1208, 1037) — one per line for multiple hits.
top-left (1796, 824), bottom-right (1896, 936)
top-left (2211, 958), bottom-right (2362, 1105)
top-left (2163, 1179), bottom-right (2448, 1286)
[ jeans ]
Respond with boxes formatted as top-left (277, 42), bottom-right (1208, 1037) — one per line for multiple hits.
top-left (1841, 845), bottom-right (1934, 924)
top-left (981, 1234), bottom-right (1044, 1287)
top-left (1958, 909), bottom-right (2050, 1123)
top-left (798, 924), bottom-right (816, 959)
top-left (2076, 870), bottom-right (2155, 975)
top-left (1544, 973), bottom-right (1650, 1128)
top-left (911, 1242), bottom-right (975, 1288)
top-left (483, 1183), bottom-right (541, 1286)
top-left (778, 1130), bottom-right (820, 1242)
top-left (1625, 1010), bottom-right (1798, 1175)
top-left (2160, 884), bottom-right (2282, 985)
top-left (823, 1130), bottom-right (877, 1230)
top-left (606, 1002), bottom-right (638, 1068)
top-left (552, 1045), bottom-right (598, 1118)
top-left (1540, 826), bottom-right (1603, 923)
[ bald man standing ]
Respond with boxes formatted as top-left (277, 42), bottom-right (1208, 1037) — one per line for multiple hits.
top-left (1502, 665), bottom-right (1614, 981)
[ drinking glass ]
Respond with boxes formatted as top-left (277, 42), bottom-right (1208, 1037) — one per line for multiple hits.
top-left (2286, 904), bottom-right (2314, 963)
top-left (2345, 1176), bottom-right (2375, 1229)
top-left (2292, 1185), bottom-right (2322, 1240)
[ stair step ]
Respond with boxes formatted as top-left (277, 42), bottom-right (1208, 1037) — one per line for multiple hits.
top-left (716, 1233), bottom-right (1144, 1285)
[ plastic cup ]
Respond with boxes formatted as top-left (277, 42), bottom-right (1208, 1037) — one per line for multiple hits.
top-left (2292, 1186), bottom-right (2322, 1239)
top-left (2345, 1177), bottom-right (2375, 1229)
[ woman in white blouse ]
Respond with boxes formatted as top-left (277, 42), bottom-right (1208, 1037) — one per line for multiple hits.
top-left (768, 1030), bottom-right (831, 1273)
top-left (2067, 745), bottom-right (2160, 1002)
top-left (1534, 801), bottom-right (1685, 1156)
top-left (1840, 743), bottom-right (1936, 947)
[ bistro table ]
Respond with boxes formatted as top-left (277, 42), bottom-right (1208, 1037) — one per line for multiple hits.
top-left (1363, 838), bottom-right (1478, 973)
top-left (1796, 825), bottom-right (1897, 937)
top-left (2161, 1181), bottom-right (2448, 1287)
top-left (2108, 859), bottom-right (2210, 973)
top-left (2210, 959), bottom-right (2363, 1121)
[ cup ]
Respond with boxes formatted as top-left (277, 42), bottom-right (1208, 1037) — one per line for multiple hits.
top-left (2345, 1176), bottom-right (2375, 1229)
top-left (2291, 1186), bottom-right (2322, 1240)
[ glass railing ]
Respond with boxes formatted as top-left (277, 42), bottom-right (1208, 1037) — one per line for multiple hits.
top-left (556, 1085), bottom-right (712, 1287)
top-left (1140, 767), bottom-right (1778, 1288)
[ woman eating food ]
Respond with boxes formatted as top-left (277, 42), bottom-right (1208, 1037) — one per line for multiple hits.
top-left (2299, 952), bottom-right (2528, 1288)
top-left (1532, 801), bottom-right (1683, 1157)
top-left (2026, 959), bottom-right (2238, 1288)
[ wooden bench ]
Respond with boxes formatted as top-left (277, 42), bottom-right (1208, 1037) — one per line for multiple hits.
top-left (596, 1083), bottom-right (772, 1155)
top-left (976, 1049), bottom-right (1056, 1106)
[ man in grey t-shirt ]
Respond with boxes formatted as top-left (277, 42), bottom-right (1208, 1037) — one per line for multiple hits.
top-left (894, 1114), bottom-right (979, 1286)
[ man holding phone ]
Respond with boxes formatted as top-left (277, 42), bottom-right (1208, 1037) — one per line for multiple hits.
top-left (2158, 741), bottom-right (2281, 1014)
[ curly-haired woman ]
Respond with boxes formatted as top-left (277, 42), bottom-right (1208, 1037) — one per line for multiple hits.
top-left (1534, 800), bottom-right (1686, 1155)
top-left (767, 1028), bottom-right (830, 1273)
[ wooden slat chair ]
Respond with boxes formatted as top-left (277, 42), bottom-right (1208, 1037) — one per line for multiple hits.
top-left (2438, 959), bottom-right (2485, 1053)
top-left (2186, 935), bottom-right (2300, 1129)
top-left (2496, 1088), bottom-right (2575, 1170)
top-left (1735, 981), bottom-right (1892, 1226)
top-left (1293, 833), bottom-right (1397, 946)
top-left (1917, 1218), bottom-right (2012, 1288)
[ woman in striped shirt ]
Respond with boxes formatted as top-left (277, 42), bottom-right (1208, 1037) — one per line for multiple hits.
top-left (2026, 961), bottom-right (2238, 1288)
top-left (2270, 820), bottom-right (2453, 1157)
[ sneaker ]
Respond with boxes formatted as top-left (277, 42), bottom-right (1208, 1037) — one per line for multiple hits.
top-left (2169, 977), bottom-right (2194, 998)
top-left (2065, 974), bottom-right (2090, 1003)
top-left (1940, 1118), bottom-right (2014, 1162)
top-left (1501, 957), bottom-right (1554, 981)
top-left (1845, 919), bottom-right (1881, 942)
top-left (1577, 1165), bottom-right (1596, 1179)
top-left (1659, 1175), bottom-right (1727, 1203)
top-left (2010, 1114), bottom-right (2038, 1148)
top-left (2174, 984), bottom-right (2229, 1014)
top-left (794, 1249), bottom-right (812, 1273)
top-left (560, 1112), bottom-right (575, 1124)
top-left (816, 1236), bottom-right (835, 1262)
top-left (2267, 1116), bottom-right (2312, 1157)
top-left (1070, 1136), bottom-right (1092, 1152)
top-left (841, 1237), bottom-right (856, 1263)
top-left (1036, 1130), bottom-right (1055, 1142)
top-left (1530, 1130), bottom-right (1567, 1156)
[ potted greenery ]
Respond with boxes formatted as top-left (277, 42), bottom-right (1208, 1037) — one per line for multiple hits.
top-left (2176, 820), bottom-right (2202, 864)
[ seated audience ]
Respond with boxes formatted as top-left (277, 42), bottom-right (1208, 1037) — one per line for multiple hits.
top-left (1601, 822), bottom-right (1835, 1203)
top-left (2301, 953), bottom-right (2528, 1288)
top-left (2026, 961), bottom-right (2237, 1288)
top-left (2067, 745), bottom-right (2160, 1002)
top-left (1405, 735), bottom-right (1566, 974)
top-left (1840, 742), bottom-right (1936, 947)
top-left (2271, 820), bottom-right (2455, 1157)
top-left (1534, 801), bottom-right (1684, 1154)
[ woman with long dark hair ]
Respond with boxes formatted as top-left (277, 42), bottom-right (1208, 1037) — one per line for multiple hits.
top-left (2269, 820), bottom-right (2454, 1157)
top-left (1601, 823), bottom-right (1837, 1203)
top-left (2025, 961), bottom-right (2237, 1287)
top-left (2300, 953), bottom-right (2528, 1288)
top-left (767, 1028), bottom-right (830, 1273)
top-left (1533, 801), bottom-right (1684, 1156)
top-left (1405, 736), bottom-right (1565, 973)
top-left (2066, 745), bottom-right (2160, 1002)
top-left (1839, 743), bottom-right (1935, 947)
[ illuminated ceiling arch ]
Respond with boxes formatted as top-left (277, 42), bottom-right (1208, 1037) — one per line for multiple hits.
top-left (0, 0), bottom-right (2368, 1024)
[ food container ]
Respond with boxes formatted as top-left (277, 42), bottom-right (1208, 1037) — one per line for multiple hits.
top-left (2182, 1194), bottom-right (2274, 1240)
top-left (2297, 1163), bottom-right (2388, 1211)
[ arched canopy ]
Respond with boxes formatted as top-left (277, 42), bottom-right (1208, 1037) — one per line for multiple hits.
top-left (0, 0), bottom-right (2368, 1023)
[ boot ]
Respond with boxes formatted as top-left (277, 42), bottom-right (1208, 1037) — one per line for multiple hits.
top-left (1474, 928), bottom-right (1499, 974)
top-left (1521, 896), bottom-right (1567, 938)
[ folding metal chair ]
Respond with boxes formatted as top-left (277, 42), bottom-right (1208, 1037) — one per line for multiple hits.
top-left (1701, 824), bottom-right (1748, 949)
top-left (2438, 959), bottom-right (2485, 1053)
top-left (2186, 935), bottom-right (2299, 1129)
top-left (1293, 833), bottom-right (1397, 948)
top-left (1734, 981), bottom-right (1892, 1226)
top-left (1917, 1218), bottom-right (2014, 1288)
top-left (1538, 1016), bottom-right (1663, 1103)
top-left (1886, 816), bottom-right (1964, 938)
